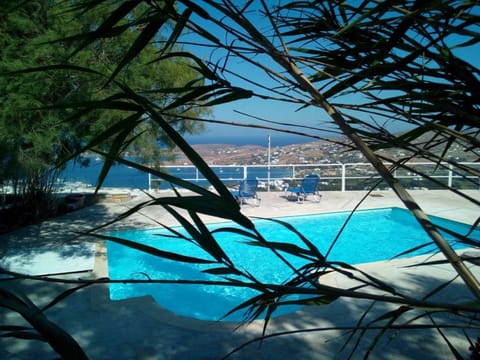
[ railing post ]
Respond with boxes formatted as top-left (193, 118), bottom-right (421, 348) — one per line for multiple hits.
top-left (148, 173), bottom-right (151, 192)
top-left (244, 166), bottom-right (247, 179)
top-left (448, 164), bottom-right (453, 188)
top-left (341, 163), bottom-right (346, 192)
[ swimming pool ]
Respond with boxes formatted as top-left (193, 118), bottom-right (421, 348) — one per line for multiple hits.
top-left (107, 207), bottom-right (479, 321)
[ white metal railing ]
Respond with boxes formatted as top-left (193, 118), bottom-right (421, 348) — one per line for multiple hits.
top-left (148, 162), bottom-right (480, 192)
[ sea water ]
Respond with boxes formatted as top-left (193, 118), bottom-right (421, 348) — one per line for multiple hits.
top-left (60, 159), bottom-right (292, 190)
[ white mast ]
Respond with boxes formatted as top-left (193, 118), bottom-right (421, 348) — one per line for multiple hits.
top-left (267, 133), bottom-right (271, 192)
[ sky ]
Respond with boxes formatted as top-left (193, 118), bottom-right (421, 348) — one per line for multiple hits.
top-left (176, 1), bottom-right (336, 145)
top-left (184, 97), bottom-right (337, 146)
top-left (178, 4), bottom-right (344, 145)
top-left (178, 1), bottom-right (479, 146)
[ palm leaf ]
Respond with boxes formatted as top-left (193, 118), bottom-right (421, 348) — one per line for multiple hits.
top-left (159, 8), bottom-right (193, 54)
top-left (244, 240), bottom-right (318, 261)
top-left (69, 0), bottom-right (142, 55)
top-left (202, 267), bottom-right (243, 276)
top-left (188, 210), bottom-right (233, 265)
top-left (95, 121), bottom-right (140, 191)
top-left (86, 233), bottom-right (214, 264)
top-left (203, 87), bottom-right (254, 106)
top-left (257, 217), bottom-right (325, 261)
top-left (106, 14), bottom-right (168, 84)
top-left (0, 329), bottom-right (44, 341)
top-left (41, 283), bottom-right (94, 312)
top-left (148, 52), bottom-right (219, 81)
top-left (113, 82), bottom-right (244, 213)
top-left (361, 305), bottom-right (412, 359)
top-left (0, 283), bottom-right (88, 359)
top-left (329, 261), bottom-right (398, 294)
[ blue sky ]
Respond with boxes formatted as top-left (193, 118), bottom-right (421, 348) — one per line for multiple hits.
top-left (179, 2), bottom-right (479, 146)
top-left (180, 5), bottom-right (343, 145)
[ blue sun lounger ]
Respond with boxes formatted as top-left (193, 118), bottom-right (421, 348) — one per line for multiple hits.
top-left (286, 174), bottom-right (321, 203)
top-left (230, 179), bottom-right (260, 206)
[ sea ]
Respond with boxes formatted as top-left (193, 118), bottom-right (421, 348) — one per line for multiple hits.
top-left (60, 133), bottom-right (313, 191)
top-left (183, 133), bottom-right (315, 146)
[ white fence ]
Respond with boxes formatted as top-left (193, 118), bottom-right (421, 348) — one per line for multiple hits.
top-left (148, 162), bottom-right (480, 192)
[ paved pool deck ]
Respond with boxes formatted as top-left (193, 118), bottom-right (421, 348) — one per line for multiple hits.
top-left (1, 189), bottom-right (480, 359)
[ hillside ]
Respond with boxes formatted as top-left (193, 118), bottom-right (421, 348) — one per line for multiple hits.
top-left (167, 133), bottom-right (476, 166)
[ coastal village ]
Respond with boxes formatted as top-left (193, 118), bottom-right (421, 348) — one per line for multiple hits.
top-left (169, 137), bottom-right (472, 167)
top-left (169, 139), bottom-right (360, 166)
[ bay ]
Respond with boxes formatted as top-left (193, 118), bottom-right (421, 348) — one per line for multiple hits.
top-left (61, 158), bottom-right (291, 190)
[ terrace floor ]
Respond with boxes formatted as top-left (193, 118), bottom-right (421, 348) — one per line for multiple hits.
top-left (1, 189), bottom-right (479, 359)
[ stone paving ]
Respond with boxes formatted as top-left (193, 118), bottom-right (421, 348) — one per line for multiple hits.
top-left (0, 189), bottom-right (479, 359)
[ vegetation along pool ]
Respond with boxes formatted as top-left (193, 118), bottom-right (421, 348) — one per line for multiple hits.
top-left (107, 207), bottom-right (479, 321)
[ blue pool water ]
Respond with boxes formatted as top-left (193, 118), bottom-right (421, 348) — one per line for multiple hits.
top-left (107, 207), bottom-right (479, 321)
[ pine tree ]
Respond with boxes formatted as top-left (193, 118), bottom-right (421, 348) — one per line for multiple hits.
top-left (0, 0), bottom-right (206, 219)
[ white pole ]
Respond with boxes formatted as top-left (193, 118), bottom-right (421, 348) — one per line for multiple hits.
top-left (267, 134), bottom-right (271, 192)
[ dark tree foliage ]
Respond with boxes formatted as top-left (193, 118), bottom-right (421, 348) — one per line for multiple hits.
top-left (0, 0), bottom-right (207, 224)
